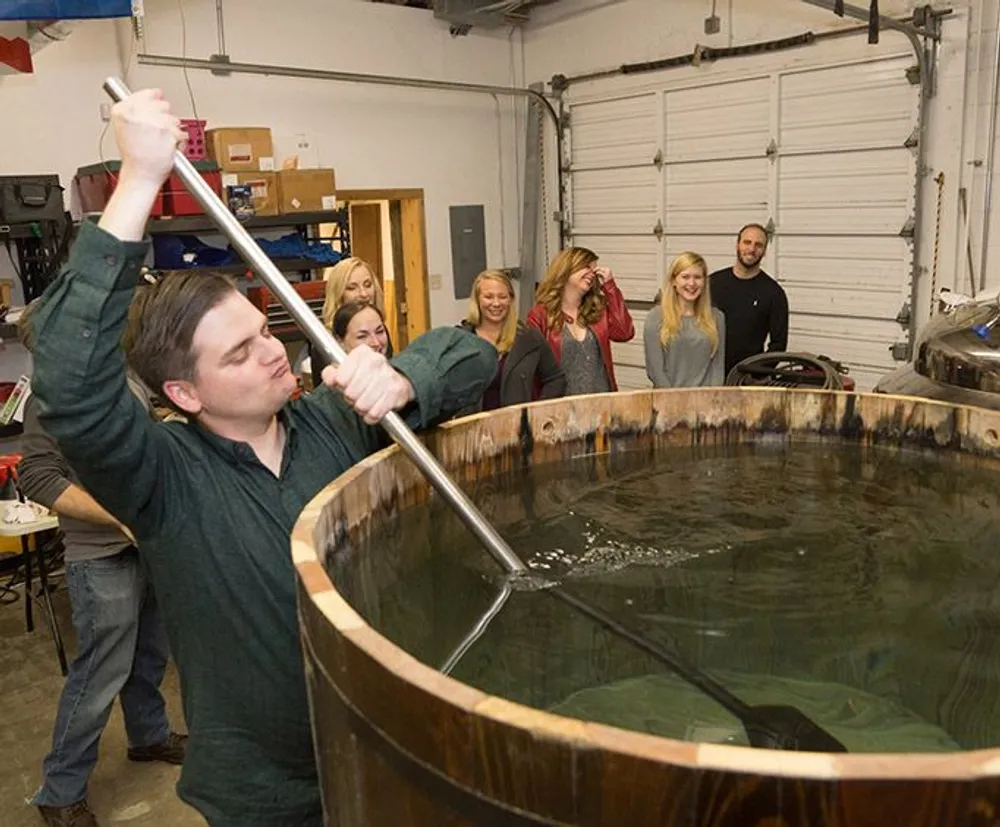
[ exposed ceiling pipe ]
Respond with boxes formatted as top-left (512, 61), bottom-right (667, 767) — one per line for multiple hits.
top-left (136, 52), bottom-right (565, 250)
top-left (137, 53), bottom-right (556, 108)
top-left (214, 0), bottom-right (226, 59)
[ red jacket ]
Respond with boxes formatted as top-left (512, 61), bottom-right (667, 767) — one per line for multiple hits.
top-left (526, 280), bottom-right (635, 391)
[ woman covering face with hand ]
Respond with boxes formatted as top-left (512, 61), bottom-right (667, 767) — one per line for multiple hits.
top-left (526, 247), bottom-right (634, 396)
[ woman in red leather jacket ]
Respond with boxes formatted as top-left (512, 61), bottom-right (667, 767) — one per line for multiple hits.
top-left (526, 247), bottom-right (635, 394)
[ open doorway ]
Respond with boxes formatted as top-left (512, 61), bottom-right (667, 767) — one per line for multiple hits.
top-left (326, 188), bottom-right (430, 350)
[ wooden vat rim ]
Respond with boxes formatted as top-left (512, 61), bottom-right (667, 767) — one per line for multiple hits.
top-left (293, 388), bottom-right (1000, 782)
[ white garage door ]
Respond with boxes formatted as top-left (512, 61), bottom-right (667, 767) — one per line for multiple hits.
top-left (564, 45), bottom-right (919, 391)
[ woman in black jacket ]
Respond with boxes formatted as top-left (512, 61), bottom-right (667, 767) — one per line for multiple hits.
top-left (460, 269), bottom-right (565, 411)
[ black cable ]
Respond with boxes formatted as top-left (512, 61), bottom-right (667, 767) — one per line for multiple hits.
top-left (0, 569), bottom-right (21, 604)
top-left (725, 352), bottom-right (847, 390)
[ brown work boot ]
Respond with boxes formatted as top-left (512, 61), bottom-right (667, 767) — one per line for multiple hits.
top-left (36, 800), bottom-right (98, 827)
top-left (126, 731), bottom-right (188, 765)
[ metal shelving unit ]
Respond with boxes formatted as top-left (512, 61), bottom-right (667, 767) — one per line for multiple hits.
top-left (146, 209), bottom-right (347, 236)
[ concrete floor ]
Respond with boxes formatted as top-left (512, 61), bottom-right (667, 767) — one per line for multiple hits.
top-left (0, 571), bottom-right (206, 826)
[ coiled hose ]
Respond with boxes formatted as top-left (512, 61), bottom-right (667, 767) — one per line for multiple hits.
top-left (725, 352), bottom-right (847, 390)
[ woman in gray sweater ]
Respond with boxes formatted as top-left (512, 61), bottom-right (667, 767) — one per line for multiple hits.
top-left (644, 252), bottom-right (726, 388)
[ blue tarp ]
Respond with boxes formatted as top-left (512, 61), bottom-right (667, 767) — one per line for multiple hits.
top-left (0, 1), bottom-right (131, 21)
top-left (152, 232), bottom-right (344, 271)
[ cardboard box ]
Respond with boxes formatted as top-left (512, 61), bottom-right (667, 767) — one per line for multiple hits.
top-left (277, 169), bottom-right (336, 213)
top-left (206, 127), bottom-right (274, 172)
top-left (221, 171), bottom-right (279, 216)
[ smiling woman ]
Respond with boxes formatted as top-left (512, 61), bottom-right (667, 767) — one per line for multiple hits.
top-left (458, 269), bottom-right (565, 413)
top-left (333, 302), bottom-right (390, 357)
top-left (643, 252), bottom-right (726, 389)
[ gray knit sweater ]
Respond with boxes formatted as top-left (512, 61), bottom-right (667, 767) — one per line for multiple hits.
top-left (643, 306), bottom-right (727, 388)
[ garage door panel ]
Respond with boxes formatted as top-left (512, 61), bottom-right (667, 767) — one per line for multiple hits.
top-left (664, 78), bottom-right (770, 163)
top-left (780, 57), bottom-right (916, 154)
top-left (570, 94), bottom-right (659, 170)
top-left (614, 363), bottom-right (652, 391)
top-left (666, 158), bottom-right (769, 235)
top-left (614, 316), bottom-right (648, 391)
top-left (569, 235), bottom-right (660, 301)
top-left (778, 236), bottom-right (910, 319)
top-left (783, 282), bottom-right (901, 320)
top-left (612, 338), bottom-right (647, 369)
top-left (571, 167), bottom-right (658, 235)
top-left (778, 150), bottom-right (913, 235)
top-left (662, 235), bottom-right (741, 276)
top-left (789, 316), bottom-right (901, 389)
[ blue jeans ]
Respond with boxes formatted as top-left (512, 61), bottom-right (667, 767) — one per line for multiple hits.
top-left (32, 547), bottom-right (171, 808)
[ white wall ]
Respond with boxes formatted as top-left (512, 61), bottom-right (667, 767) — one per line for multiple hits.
top-left (0, 19), bottom-right (121, 306)
top-left (522, 0), bottom-right (974, 342)
top-left (0, 0), bottom-right (527, 330)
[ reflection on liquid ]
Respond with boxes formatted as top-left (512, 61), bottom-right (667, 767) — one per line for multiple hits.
top-left (337, 442), bottom-right (1000, 753)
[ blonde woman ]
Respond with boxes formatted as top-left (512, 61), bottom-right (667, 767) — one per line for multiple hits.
top-left (321, 257), bottom-right (386, 325)
top-left (526, 247), bottom-right (634, 395)
top-left (460, 270), bottom-right (564, 411)
top-left (311, 257), bottom-right (392, 386)
top-left (644, 252), bottom-right (726, 388)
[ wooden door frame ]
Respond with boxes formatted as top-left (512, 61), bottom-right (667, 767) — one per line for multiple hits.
top-left (338, 189), bottom-right (430, 345)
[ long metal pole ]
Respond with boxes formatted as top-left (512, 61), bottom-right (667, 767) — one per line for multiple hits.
top-left (103, 76), bottom-right (527, 576)
top-left (980, 6), bottom-right (1000, 292)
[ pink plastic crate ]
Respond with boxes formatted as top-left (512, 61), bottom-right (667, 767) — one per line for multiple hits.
top-left (180, 119), bottom-right (207, 161)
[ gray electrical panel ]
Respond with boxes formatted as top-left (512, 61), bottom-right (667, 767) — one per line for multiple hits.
top-left (449, 205), bottom-right (487, 300)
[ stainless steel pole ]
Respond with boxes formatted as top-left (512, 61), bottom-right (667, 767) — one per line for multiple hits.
top-left (102, 75), bottom-right (527, 576)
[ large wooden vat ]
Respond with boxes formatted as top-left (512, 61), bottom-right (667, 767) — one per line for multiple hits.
top-left (292, 388), bottom-right (1000, 827)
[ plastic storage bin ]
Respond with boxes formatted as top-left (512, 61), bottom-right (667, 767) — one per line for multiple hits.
top-left (180, 119), bottom-right (207, 161)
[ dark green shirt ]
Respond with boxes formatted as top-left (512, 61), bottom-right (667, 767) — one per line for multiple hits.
top-left (31, 221), bottom-right (497, 827)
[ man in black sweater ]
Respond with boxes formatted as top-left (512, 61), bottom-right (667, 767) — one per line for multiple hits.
top-left (709, 223), bottom-right (789, 375)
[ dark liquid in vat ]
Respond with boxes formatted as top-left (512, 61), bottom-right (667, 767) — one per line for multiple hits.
top-left (332, 441), bottom-right (1000, 752)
